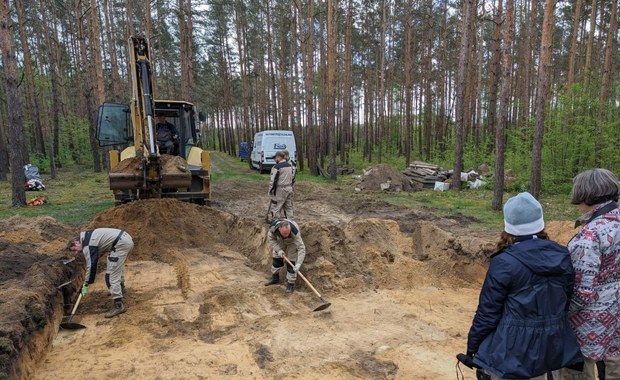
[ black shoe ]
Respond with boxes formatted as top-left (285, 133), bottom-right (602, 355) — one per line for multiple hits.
top-left (104, 300), bottom-right (127, 318)
top-left (264, 273), bottom-right (280, 286)
top-left (286, 283), bottom-right (295, 293)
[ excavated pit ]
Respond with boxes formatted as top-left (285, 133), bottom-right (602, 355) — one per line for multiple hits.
top-left (0, 198), bottom-right (578, 379)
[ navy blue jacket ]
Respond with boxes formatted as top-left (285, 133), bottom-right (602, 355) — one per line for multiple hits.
top-left (467, 236), bottom-right (583, 378)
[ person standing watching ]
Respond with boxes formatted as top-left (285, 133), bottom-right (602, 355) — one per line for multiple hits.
top-left (264, 219), bottom-right (306, 293)
top-left (268, 151), bottom-right (294, 221)
top-left (68, 228), bottom-right (133, 318)
top-left (559, 168), bottom-right (620, 380)
top-left (464, 192), bottom-right (582, 379)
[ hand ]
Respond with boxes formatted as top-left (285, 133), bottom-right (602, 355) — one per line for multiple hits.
top-left (81, 284), bottom-right (89, 296)
top-left (276, 250), bottom-right (285, 258)
top-left (294, 263), bottom-right (301, 272)
top-left (456, 353), bottom-right (480, 369)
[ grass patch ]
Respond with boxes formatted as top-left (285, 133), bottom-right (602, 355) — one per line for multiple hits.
top-left (209, 151), bottom-right (266, 182)
top-left (213, 150), bottom-right (581, 229)
top-left (0, 167), bottom-right (113, 226)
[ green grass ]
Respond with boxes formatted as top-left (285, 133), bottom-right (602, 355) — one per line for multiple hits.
top-left (1, 153), bottom-right (582, 230)
top-left (213, 150), bottom-right (581, 229)
top-left (0, 166), bottom-right (114, 226)
top-left (209, 151), bottom-right (266, 182)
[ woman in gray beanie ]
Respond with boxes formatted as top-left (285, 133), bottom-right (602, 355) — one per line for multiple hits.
top-left (559, 168), bottom-right (620, 380)
top-left (464, 192), bottom-right (583, 379)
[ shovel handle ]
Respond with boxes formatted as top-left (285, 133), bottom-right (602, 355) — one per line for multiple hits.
top-left (282, 256), bottom-right (323, 298)
top-left (69, 293), bottom-right (83, 317)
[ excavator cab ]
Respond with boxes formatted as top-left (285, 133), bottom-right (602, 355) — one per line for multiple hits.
top-left (96, 36), bottom-right (211, 206)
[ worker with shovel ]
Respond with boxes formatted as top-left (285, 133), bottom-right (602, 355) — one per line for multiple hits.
top-left (264, 219), bottom-right (306, 293)
top-left (68, 228), bottom-right (133, 318)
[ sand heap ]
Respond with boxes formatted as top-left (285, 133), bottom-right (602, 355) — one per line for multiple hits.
top-left (353, 164), bottom-right (415, 192)
top-left (112, 155), bottom-right (189, 175)
top-left (85, 199), bottom-right (494, 293)
top-left (85, 199), bottom-right (262, 264)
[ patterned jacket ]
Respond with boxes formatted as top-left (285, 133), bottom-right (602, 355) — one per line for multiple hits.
top-left (568, 201), bottom-right (620, 360)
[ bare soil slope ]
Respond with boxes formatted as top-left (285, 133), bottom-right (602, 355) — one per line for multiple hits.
top-left (2, 156), bottom-right (577, 380)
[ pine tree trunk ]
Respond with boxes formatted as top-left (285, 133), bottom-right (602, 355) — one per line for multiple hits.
top-left (566, 0), bottom-right (583, 90)
top-left (296, 0), bottom-right (317, 175)
top-left (341, 0), bottom-right (353, 164)
top-left (454, 0), bottom-right (475, 192)
top-left (76, 0), bottom-right (102, 172)
top-left (39, 0), bottom-right (60, 175)
top-left (235, 2), bottom-right (251, 142)
top-left (404, 1), bottom-right (413, 166)
top-left (103, 0), bottom-right (122, 101)
top-left (15, 0), bottom-right (45, 155)
top-left (423, 0), bottom-right (433, 160)
top-left (486, 0), bottom-right (502, 152)
top-left (0, 0), bottom-right (28, 205)
top-left (377, 0), bottom-right (388, 164)
top-left (89, 0), bottom-right (105, 106)
top-left (530, 0), bottom-right (556, 199)
top-left (179, 0), bottom-right (193, 101)
top-left (595, 0), bottom-right (618, 165)
top-left (584, 0), bottom-right (598, 88)
top-left (492, 0), bottom-right (515, 210)
top-left (327, 0), bottom-right (338, 180)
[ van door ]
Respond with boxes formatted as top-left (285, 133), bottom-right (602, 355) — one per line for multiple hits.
top-left (251, 133), bottom-right (262, 168)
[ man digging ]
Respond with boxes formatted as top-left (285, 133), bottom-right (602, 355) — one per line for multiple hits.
top-left (264, 219), bottom-right (306, 293)
top-left (68, 228), bottom-right (134, 318)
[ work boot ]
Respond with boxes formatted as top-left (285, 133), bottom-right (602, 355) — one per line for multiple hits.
top-left (286, 283), bottom-right (295, 293)
top-left (104, 299), bottom-right (127, 318)
top-left (264, 273), bottom-right (280, 286)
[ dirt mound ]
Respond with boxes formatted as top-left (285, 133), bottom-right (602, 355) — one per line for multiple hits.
top-left (546, 220), bottom-right (579, 245)
top-left (112, 155), bottom-right (190, 174)
top-left (85, 199), bottom-right (262, 264)
top-left (0, 216), bottom-right (75, 253)
top-left (353, 164), bottom-right (414, 192)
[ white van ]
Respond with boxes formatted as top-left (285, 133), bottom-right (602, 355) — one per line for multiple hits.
top-left (249, 130), bottom-right (296, 173)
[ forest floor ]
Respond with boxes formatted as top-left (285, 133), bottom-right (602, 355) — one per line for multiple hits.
top-left (0, 153), bottom-right (580, 380)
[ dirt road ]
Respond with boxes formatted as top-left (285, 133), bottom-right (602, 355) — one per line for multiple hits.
top-left (4, 153), bottom-right (579, 379)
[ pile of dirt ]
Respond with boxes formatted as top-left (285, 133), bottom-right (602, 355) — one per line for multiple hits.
top-left (84, 199), bottom-right (492, 294)
top-left (0, 217), bottom-right (80, 379)
top-left (0, 216), bottom-right (75, 253)
top-left (353, 164), bottom-right (415, 192)
top-left (112, 155), bottom-right (189, 175)
top-left (85, 199), bottom-right (263, 265)
top-left (546, 220), bottom-right (579, 245)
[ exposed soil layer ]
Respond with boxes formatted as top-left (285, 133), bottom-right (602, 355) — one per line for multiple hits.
top-left (0, 217), bottom-right (80, 379)
top-left (2, 157), bottom-right (581, 379)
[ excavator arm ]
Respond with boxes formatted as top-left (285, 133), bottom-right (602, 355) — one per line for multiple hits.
top-left (96, 36), bottom-right (210, 205)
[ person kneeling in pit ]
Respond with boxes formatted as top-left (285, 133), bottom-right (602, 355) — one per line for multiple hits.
top-left (68, 228), bottom-right (133, 318)
top-left (264, 219), bottom-right (306, 293)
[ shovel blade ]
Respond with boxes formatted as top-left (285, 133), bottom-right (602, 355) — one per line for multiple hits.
top-left (60, 322), bottom-right (86, 330)
top-left (313, 297), bottom-right (331, 312)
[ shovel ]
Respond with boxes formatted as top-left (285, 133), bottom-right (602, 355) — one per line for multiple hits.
top-left (60, 293), bottom-right (86, 330)
top-left (282, 256), bottom-right (331, 312)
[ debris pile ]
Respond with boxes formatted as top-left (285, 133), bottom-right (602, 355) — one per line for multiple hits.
top-left (353, 164), bottom-right (414, 192)
top-left (402, 161), bottom-right (450, 190)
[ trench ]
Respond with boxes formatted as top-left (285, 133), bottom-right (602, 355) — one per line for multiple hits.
top-left (1, 200), bottom-right (498, 379)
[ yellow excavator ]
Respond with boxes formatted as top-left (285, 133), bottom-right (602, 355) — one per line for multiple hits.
top-left (96, 36), bottom-right (210, 205)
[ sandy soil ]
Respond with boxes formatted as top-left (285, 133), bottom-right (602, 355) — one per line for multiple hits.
top-left (2, 154), bottom-right (581, 380)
